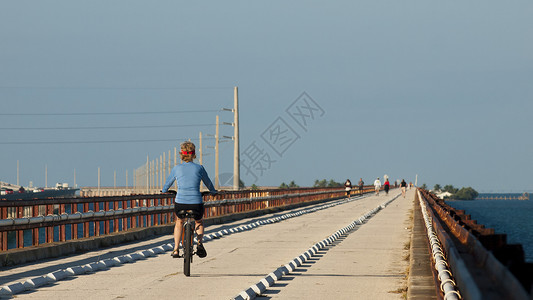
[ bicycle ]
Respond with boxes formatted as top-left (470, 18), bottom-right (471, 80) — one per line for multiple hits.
top-left (167, 190), bottom-right (212, 277)
top-left (178, 208), bottom-right (197, 276)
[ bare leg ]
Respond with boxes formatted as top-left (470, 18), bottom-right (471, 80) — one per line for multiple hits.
top-left (195, 219), bottom-right (204, 243)
top-left (173, 217), bottom-right (183, 251)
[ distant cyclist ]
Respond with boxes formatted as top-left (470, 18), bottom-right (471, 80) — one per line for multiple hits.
top-left (162, 141), bottom-right (217, 258)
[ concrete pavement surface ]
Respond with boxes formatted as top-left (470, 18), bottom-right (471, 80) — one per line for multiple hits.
top-left (2, 189), bottom-right (415, 299)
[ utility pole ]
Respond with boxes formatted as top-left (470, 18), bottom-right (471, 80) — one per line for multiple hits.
top-left (233, 86), bottom-right (240, 190)
top-left (74, 169), bottom-right (76, 188)
top-left (223, 87), bottom-right (241, 190)
top-left (162, 153), bottom-right (166, 185)
top-left (173, 147), bottom-right (178, 190)
top-left (151, 160), bottom-right (155, 191)
top-left (17, 160), bottom-right (19, 186)
top-left (199, 131), bottom-right (203, 165)
top-left (45, 164), bottom-right (48, 188)
top-left (146, 156), bottom-right (149, 194)
top-left (156, 158), bottom-right (159, 191)
top-left (98, 167), bottom-right (101, 195)
top-left (215, 115), bottom-right (220, 189)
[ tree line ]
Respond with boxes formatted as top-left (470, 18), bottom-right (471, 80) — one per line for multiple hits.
top-left (422, 183), bottom-right (479, 200)
top-left (277, 179), bottom-right (345, 189)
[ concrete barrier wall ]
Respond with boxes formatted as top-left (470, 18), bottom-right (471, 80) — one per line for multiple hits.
top-left (418, 188), bottom-right (531, 300)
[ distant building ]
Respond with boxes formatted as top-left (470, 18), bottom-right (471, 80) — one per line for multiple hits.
top-left (436, 191), bottom-right (453, 199)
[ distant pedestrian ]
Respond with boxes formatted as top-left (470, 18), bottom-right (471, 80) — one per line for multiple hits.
top-left (401, 179), bottom-right (407, 198)
top-left (384, 179), bottom-right (390, 195)
top-left (358, 178), bottom-right (364, 195)
top-left (344, 179), bottom-right (352, 198)
top-left (374, 178), bottom-right (381, 195)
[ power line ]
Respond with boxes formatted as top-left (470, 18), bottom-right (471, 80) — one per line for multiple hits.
top-left (0, 123), bottom-right (215, 130)
top-left (0, 137), bottom-right (216, 145)
top-left (0, 109), bottom-right (221, 116)
top-left (0, 86), bottom-right (232, 90)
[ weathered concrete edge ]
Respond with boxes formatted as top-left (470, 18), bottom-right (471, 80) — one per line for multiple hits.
top-left (0, 196), bottom-right (345, 267)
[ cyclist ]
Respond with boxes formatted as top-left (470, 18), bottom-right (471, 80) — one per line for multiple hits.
top-left (162, 141), bottom-right (217, 258)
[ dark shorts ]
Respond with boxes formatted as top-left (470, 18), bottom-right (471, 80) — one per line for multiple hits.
top-left (174, 202), bottom-right (204, 221)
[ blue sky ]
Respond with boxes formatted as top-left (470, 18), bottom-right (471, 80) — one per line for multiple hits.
top-left (1, 1), bottom-right (532, 192)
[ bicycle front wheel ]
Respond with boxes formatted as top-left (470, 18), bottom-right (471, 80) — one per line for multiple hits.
top-left (183, 222), bottom-right (193, 276)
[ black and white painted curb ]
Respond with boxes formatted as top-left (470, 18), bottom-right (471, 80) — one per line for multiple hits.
top-left (0, 194), bottom-right (371, 297)
top-left (417, 191), bottom-right (461, 300)
top-left (200, 194), bottom-right (366, 244)
top-left (232, 195), bottom-right (400, 300)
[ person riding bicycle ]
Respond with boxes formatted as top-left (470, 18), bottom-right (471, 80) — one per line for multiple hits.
top-left (162, 141), bottom-right (217, 258)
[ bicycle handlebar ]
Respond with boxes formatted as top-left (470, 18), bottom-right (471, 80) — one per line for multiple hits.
top-left (165, 189), bottom-right (222, 197)
top-left (202, 190), bottom-right (226, 196)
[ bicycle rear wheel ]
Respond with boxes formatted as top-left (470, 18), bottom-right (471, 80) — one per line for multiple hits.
top-left (183, 222), bottom-right (193, 276)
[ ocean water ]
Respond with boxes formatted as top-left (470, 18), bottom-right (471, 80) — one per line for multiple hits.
top-left (446, 195), bottom-right (533, 263)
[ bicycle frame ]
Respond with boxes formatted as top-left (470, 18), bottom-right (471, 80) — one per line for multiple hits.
top-left (179, 210), bottom-right (196, 276)
top-left (167, 190), bottom-right (213, 277)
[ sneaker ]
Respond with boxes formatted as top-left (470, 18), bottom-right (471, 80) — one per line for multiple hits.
top-left (196, 243), bottom-right (207, 258)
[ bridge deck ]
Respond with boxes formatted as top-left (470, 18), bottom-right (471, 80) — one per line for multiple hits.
top-left (1, 190), bottom-right (422, 299)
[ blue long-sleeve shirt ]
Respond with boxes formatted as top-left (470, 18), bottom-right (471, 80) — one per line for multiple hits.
top-left (162, 162), bottom-right (217, 204)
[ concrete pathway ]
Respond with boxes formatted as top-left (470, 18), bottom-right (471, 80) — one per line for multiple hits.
top-left (257, 190), bottom-right (413, 299)
top-left (2, 189), bottom-right (415, 300)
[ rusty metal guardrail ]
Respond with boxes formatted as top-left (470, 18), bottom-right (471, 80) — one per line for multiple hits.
top-left (416, 190), bottom-right (461, 300)
top-left (418, 188), bottom-right (532, 300)
top-left (0, 187), bottom-right (363, 251)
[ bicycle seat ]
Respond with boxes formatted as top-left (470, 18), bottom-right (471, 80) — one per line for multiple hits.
top-left (177, 209), bottom-right (195, 215)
